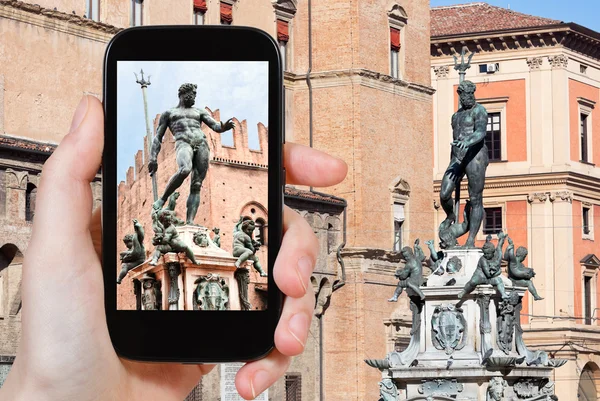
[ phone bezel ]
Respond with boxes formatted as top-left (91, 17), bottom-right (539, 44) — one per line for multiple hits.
top-left (102, 26), bottom-right (284, 363)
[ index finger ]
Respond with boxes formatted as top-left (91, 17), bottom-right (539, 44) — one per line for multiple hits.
top-left (284, 143), bottom-right (347, 187)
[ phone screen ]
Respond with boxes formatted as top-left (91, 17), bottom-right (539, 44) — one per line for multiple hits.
top-left (116, 61), bottom-right (269, 312)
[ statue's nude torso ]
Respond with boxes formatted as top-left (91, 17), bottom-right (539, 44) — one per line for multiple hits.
top-left (451, 104), bottom-right (487, 160)
top-left (166, 108), bottom-right (209, 149)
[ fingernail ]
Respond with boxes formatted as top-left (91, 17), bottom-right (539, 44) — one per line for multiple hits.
top-left (250, 370), bottom-right (270, 399)
top-left (288, 313), bottom-right (309, 347)
top-left (70, 96), bottom-right (89, 133)
top-left (295, 256), bottom-right (313, 294)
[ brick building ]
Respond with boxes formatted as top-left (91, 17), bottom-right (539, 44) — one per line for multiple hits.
top-left (0, 0), bottom-right (435, 400)
top-left (431, 4), bottom-right (600, 400)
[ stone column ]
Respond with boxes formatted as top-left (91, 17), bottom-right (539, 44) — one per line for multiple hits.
top-left (527, 57), bottom-right (553, 169)
top-left (549, 191), bottom-right (575, 318)
top-left (548, 54), bottom-right (570, 166)
top-left (527, 192), bottom-right (554, 321)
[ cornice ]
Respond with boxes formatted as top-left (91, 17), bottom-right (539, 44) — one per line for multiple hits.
top-left (431, 24), bottom-right (600, 62)
top-left (433, 171), bottom-right (600, 200)
top-left (0, 0), bottom-right (120, 43)
top-left (284, 68), bottom-right (435, 101)
top-left (210, 157), bottom-right (267, 170)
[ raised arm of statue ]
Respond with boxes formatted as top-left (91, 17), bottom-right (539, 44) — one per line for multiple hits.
top-left (414, 239), bottom-right (425, 263)
top-left (495, 232), bottom-right (506, 262)
top-left (200, 109), bottom-right (235, 133)
top-left (149, 111), bottom-right (170, 175)
top-left (504, 237), bottom-right (516, 262)
top-left (134, 219), bottom-right (144, 243)
top-left (425, 240), bottom-right (439, 262)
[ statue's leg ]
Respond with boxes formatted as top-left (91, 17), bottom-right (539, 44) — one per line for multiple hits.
top-left (149, 249), bottom-right (161, 266)
top-left (173, 240), bottom-right (199, 265)
top-left (235, 249), bottom-right (254, 268)
top-left (186, 144), bottom-right (209, 224)
top-left (492, 277), bottom-right (509, 299)
top-left (528, 282), bottom-right (544, 300)
top-left (154, 142), bottom-right (193, 209)
top-left (388, 284), bottom-right (403, 302)
top-left (252, 255), bottom-right (267, 277)
top-left (440, 166), bottom-right (461, 223)
top-left (117, 263), bottom-right (133, 284)
top-left (458, 279), bottom-right (477, 299)
top-left (407, 282), bottom-right (425, 300)
top-left (464, 149), bottom-right (488, 247)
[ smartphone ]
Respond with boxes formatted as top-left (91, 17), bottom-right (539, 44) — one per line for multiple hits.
top-left (102, 26), bottom-right (284, 362)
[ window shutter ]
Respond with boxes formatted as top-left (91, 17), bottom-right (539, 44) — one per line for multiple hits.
top-left (277, 19), bottom-right (289, 42)
top-left (220, 2), bottom-right (233, 24)
top-left (194, 0), bottom-right (207, 12)
top-left (390, 27), bottom-right (401, 51)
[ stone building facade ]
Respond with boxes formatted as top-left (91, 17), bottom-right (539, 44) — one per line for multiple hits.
top-left (431, 4), bottom-right (600, 400)
top-left (0, 0), bottom-right (435, 400)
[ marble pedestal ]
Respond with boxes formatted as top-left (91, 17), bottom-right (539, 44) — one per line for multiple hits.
top-left (128, 225), bottom-right (251, 311)
top-left (368, 248), bottom-right (565, 400)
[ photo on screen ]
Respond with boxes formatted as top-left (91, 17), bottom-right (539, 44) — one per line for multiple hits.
top-left (116, 61), bottom-right (269, 311)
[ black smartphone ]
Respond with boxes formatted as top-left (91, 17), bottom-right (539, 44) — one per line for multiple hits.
top-left (102, 26), bottom-right (284, 363)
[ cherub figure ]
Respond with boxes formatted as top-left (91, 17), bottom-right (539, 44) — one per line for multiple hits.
top-left (425, 239), bottom-right (445, 276)
top-left (388, 239), bottom-right (426, 301)
top-left (504, 236), bottom-right (543, 300)
top-left (149, 209), bottom-right (199, 266)
top-left (212, 227), bottom-right (221, 248)
top-left (438, 200), bottom-right (472, 250)
top-left (166, 192), bottom-right (185, 226)
top-left (458, 232), bottom-right (509, 299)
top-left (117, 219), bottom-right (146, 284)
top-left (233, 217), bottom-right (267, 277)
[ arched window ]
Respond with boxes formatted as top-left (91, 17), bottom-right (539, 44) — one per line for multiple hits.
top-left (25, 183), bottom-right (37, 222)
top-left (578, 362), bottom-right (600, 400)
top-left (254, 218), bottom-right (266, 246)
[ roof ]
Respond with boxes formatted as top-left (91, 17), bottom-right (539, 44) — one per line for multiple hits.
top-left (0, 135), bottom-right (56, 154)
top-left (284, 186), bottom-right (347, 207)
top-left (431, 2), bottom-right (562, 37)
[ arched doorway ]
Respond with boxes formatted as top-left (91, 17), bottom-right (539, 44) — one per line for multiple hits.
top-left (578, 362), bottom-right (600, 401)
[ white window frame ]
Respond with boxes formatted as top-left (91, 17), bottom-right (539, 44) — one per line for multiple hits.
top-left (390, 49), bottom-right (399, 79)
top-left (582, 202), bottom-right (595, 241)
top-left (86, 0), bottom-right (100, 21)
top-left (131, 0), bottom-right (143, 27)
top-left (194, 9), bottom-right (205, 25)
top-left (578, 98), bottom-right (595, 165)
top-left (393, 202), bottom-right (405, 251)
top-left (582, 264), bottom-right (598, 325)
top-left (477, 97), bottom-right (509, 162)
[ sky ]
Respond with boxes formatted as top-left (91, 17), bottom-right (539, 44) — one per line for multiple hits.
top-left (117, 61), bottom-right (268, 183)
top-left (430, 0), bottom-right (600, 33)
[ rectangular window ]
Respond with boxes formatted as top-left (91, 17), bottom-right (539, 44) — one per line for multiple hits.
top-left (285, 373), bottom-right (301, 401)
top-left (581, 113), bottom-right (589, 162)
top-left (393, 203), bottom-right (405, 251)
top-left (583, 207), bottom-right (591, 235)
top-left (581, 64), bottom-right (588, 74)
top-left (486, 112), bottom-right (502, 161)
top-left (390, 50), bottom-right (399, 79)
top-left (390, 27), bottom-right (400, 79)
top-left (483, 207), bottom-right (502, 235)
top-left (131, 0), bottom-right (143, 26)
top-left (86, 0), bottom-right (100, 21)
top-left (585, 275), bottom-right (592, 325)
top-left (194, 10), bottom-right (205, 25)
top-left (220, 2), bottom-right (232, 25)
top-left (277, 20), bottom-right (289, 71)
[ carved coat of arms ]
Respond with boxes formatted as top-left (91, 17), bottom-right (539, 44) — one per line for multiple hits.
top-left (431, 304), bottom-right (467, 355)
top-left (194, 274), bottom-right (229, 310)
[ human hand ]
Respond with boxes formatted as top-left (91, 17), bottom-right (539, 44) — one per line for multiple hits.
top-left (451, 139), bottom-right (468, 150)
top-left (424, 240), bottom-right (434, 247)
top-left (0, 96), bottom-right (347, 401)
top-left (497, 231), bottom-right (506, 239)
top-left (223, 118), bottom-right (235, 131)
top-left (148, 159), bottom-right (158, 175)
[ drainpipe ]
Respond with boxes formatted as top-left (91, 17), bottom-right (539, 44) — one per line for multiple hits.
top-left (306, 0), bottom-right (314, 193)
